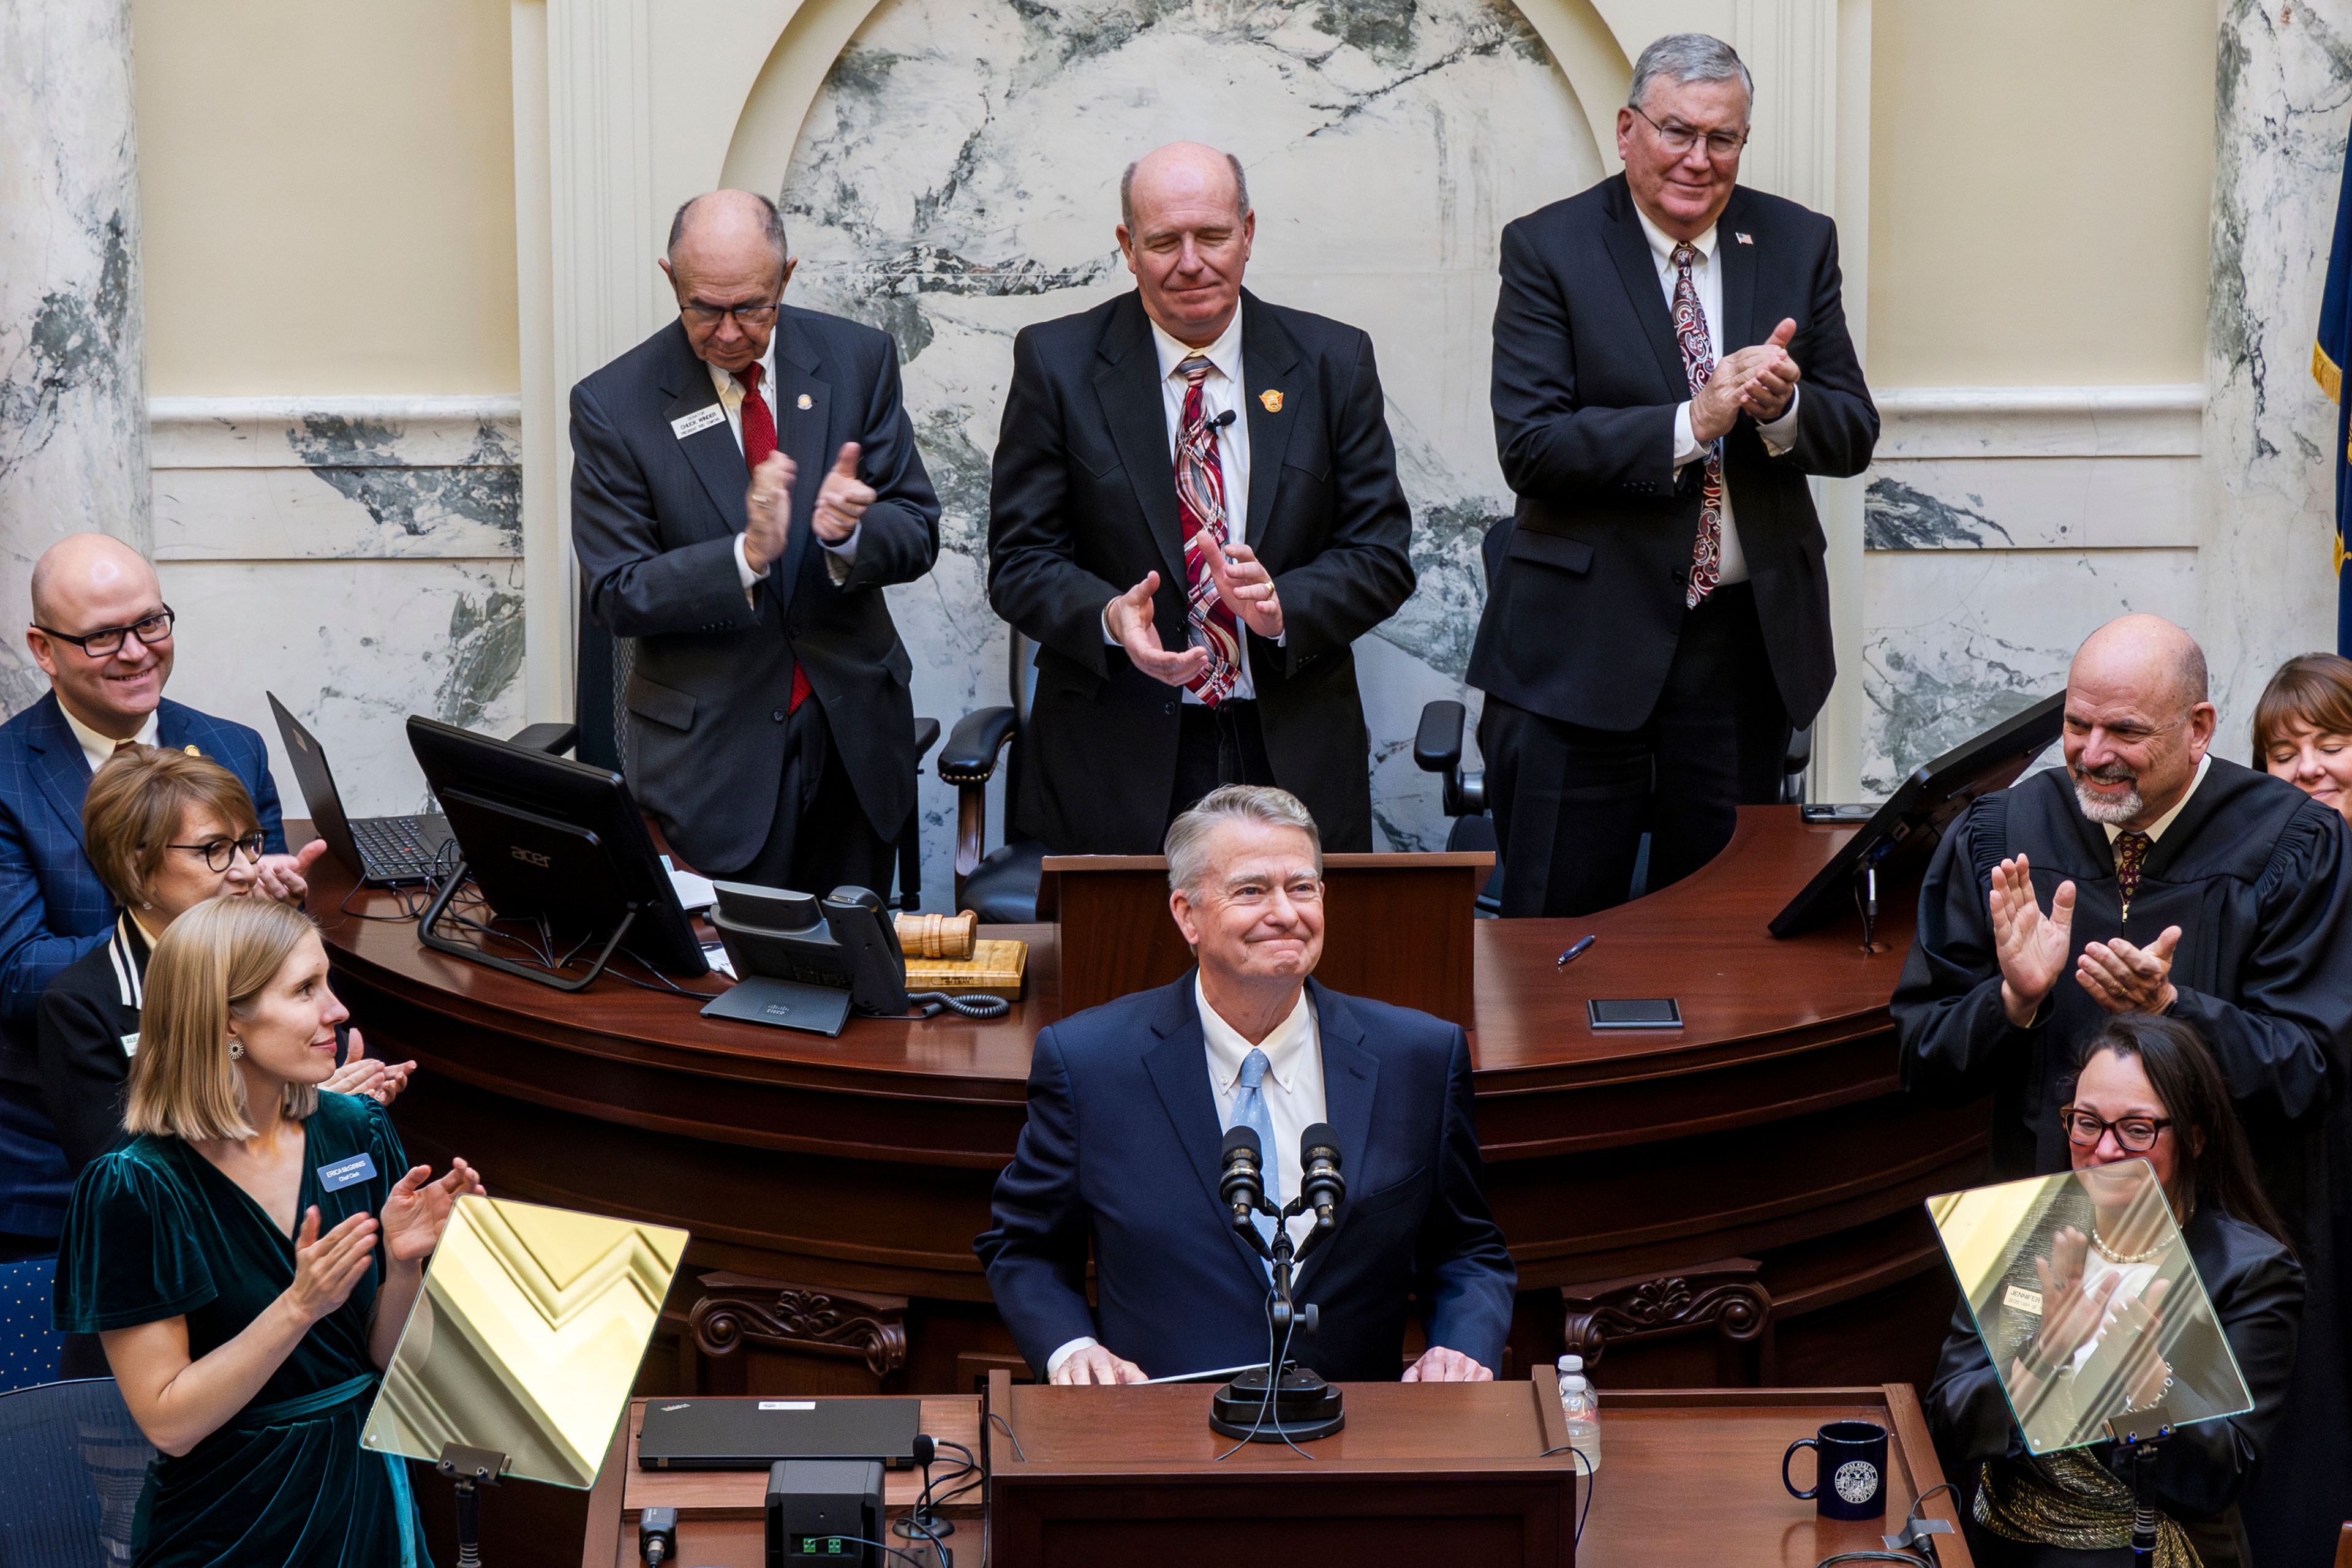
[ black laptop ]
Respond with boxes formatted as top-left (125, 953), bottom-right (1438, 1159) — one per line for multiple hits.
top-left (268, 693), bottom-right (453, 885)
top-left (635, 1397), bottom-right (921, 1471)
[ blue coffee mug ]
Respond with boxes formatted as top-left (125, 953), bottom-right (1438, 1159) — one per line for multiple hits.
top-left (1783, 1419), bottom-right (1888, 1520)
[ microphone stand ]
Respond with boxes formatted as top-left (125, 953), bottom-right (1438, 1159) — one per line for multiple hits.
top-left (1208, 1192), bottom-right (1348, 1442)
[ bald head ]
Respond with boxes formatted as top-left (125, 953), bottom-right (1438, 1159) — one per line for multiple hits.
top-left (1120, 143), bottom-right (1250, 233)
top-left (2062, 614), bottom-right (2217, 830)
top-left (660, 190), bottom-right (794, 375)
top-left (667, 190), bottom-right (787, 276)
top-left (26, 533), bottom-right (173, 736)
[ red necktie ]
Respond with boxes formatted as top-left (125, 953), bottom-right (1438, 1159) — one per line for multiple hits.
top-left (1670, 242), bottom-right (1724, 609)
top-left (737, 362), bottom-right (809, 714)
top-left (1174, 358), bottom-right (1242, 705)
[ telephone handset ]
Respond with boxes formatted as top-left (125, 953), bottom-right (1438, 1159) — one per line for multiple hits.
top-left (819, 886), bottom-right (909, 1016)
top-left (819, 885), bottom-right (1011, 1020)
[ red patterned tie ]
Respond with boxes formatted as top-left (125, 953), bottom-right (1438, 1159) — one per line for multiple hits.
top-left (737, 361), bottom-right (809, 714)
top-left (1670, 242), bottom-right (1723, 609)
top-left (1175, 358), bottom-right (1242, 705)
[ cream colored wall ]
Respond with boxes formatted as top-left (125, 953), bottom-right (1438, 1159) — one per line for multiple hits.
top-left (1868, 0), bottom-right (2216, 388)
top-left (132, 0), bottom-right (519, 396)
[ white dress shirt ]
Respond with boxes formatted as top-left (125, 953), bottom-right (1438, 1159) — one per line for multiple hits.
top-left (1099, 310), bottom-right (1266, 701)
top-left (59, 701), bottom-right (158, 775)
top-left (1042, 977), bottom-right (1329, 1379)
top-left (2101, 753), bottom-right (2211, 846)
top-left (712, 341), bottom-right (858, 600)
top-left (1634, 208), bottom-right (1803, 588)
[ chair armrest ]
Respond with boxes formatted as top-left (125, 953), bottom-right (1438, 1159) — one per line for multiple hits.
top-left (1413, 701), bottom-right (1466, 774)
top-left (1782, 725), bottom-right (1812, 775)
top-left (938, 706), bottom-right (1018, 784)
top-left (506, 722), bottom-right (580, 756)
top-left (914, 717), bottom-right (941, 761)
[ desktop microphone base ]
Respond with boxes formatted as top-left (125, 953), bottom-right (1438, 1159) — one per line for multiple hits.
top-left (1208, 1363), bottom-right (1346, 1442)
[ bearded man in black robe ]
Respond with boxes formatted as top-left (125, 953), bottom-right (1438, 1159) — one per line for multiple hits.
top-left (1894, 612), bottom-right (2352, 1568)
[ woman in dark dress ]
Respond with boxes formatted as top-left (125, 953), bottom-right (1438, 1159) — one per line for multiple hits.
top-left (1927, 1015), bottom-right (2304, 1568)
top-left (37, 744), bottom-right (410, 1175)
top-left (53, 895), bottom-right (483, 1568)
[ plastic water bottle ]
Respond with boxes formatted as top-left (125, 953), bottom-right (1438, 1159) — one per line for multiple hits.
top-left (1557, 1354), bottom-right (1600, 1474)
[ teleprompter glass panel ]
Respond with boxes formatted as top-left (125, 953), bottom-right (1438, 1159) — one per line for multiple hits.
top-left (361, 1195), bottom-right (688, 1487)
top-left (1926, 1161), bottom-right (2252, 1455)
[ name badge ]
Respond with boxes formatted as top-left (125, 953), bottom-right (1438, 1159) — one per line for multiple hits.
top-left (119, 1031), bottom-right (139, 1058)
top-left (2004, 1284), bottom-right (2044, 1316)
top-left (318, 1153), bottom-right (378, 1193)
top-left (670, 405), bottom-right (726, 440)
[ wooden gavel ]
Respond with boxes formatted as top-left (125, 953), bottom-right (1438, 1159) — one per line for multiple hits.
top-left (893, 910), bottom-right (978, 960)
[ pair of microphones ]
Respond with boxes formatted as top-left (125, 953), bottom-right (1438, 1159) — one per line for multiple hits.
top-left (1218, 1121), bottom-right (1345, 1236)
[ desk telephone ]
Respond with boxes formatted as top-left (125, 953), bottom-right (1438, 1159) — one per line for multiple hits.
top-left (706, 883), bottom-right (1009, 1031)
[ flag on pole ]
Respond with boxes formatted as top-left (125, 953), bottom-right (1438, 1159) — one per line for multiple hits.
top-left (2313, 113), bottom-right (2352, 654)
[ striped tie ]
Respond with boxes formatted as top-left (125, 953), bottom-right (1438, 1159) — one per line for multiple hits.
top-left (1174, 356), bottom-right (1243, 704)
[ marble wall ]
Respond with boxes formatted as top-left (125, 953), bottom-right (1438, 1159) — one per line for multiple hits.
top-left (775, 0), bottom-right (1602, 888)
top-left (148, 398), bottom-right (525, 815)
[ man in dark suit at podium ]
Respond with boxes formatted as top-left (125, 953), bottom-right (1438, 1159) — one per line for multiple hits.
top-left (1471, 33), bottom-right (1877, 916)
top-left (976, 785), bottom-right (1515, 1384)
top-left (572, 190), bottom-right (940, 889)
top-left (986, 143), bottom-right (1415, 854)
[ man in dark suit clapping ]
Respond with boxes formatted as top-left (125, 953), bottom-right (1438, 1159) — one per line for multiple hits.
top-left (1471, 34), bottom-right (1879, 916)
top-left (987, 143), bottom-right (1415, 854)
top-left (976, 785), bottom-right (1515, 1385)
top-left (572, 190), bottom-right (940, 890)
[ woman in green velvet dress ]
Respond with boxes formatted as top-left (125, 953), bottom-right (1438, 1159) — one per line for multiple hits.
top-left (53, 895), bottom-right (484, 1567)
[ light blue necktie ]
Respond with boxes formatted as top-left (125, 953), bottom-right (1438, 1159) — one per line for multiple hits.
top-left (1229, 1047), bottom-right (1280, 1272)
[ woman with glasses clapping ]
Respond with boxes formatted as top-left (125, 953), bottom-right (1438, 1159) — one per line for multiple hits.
top-left (1925, 1014), bottom-right (2304, 1568)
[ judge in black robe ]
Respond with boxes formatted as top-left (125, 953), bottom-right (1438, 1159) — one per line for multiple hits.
top-left (1896, 756), bottom-right (2352, 1568)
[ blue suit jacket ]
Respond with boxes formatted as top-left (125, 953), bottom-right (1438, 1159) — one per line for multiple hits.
top-left (976, 974), bottom-right (1517, 1382)
top-left (0, 692), bottom-right (284, 1237)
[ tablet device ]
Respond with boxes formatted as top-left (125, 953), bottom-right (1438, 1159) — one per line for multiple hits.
top-left (1588, 998), bottom-right (1683, 1030)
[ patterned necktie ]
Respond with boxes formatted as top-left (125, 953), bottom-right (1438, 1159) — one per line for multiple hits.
top-left (1229, 1047), bottom-right (1280, 1272)
top-left (737, 361), bottom-right (809, 714)
top-left (1174, 357), bottom-right (1243, 705)
top-left (2114, 831), bottom-right (2153, 919)
top-left (1670, 242), bottom-right (1724, 609)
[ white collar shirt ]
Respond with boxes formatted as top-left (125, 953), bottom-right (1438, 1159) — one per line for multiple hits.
top-left (59, 700), bottom-right (159, 776)
top-left (1635, 206), bottom-right (1804, 589)
top-left (2103, 753), bottom-right (2213, 846)
top-left (1149, 312), bottom-right (1256, 702)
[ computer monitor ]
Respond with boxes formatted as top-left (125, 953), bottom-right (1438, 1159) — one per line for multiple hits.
top-left (405, 715), bottom-right (707, 981)
top-left (1769, 692), bottom-right (2065, 940)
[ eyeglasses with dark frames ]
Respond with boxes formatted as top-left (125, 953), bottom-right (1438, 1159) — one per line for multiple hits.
top-left (168, 831), bottom-right (265, 873)
top-left (679, 300), bottom-right (782, 326)
top-left (32, 607), bottom-right (176, 659)
top-left (2059, 1106), bottom-right (2174, 1154)
top-left (1629, 104), bottom-right (1749, 160)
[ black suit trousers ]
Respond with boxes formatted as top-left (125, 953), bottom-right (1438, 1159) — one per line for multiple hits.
top-left (1480, 582), bottom-right (1788, 918)
top-left (713, 698), bottom-right (897, 896)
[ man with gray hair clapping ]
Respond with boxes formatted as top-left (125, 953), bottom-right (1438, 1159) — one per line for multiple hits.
top-left (977, 784), bottom-right (1515, 1385)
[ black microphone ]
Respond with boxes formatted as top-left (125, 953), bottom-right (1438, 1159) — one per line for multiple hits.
top-left (1300, 1123), bottom-right (1344, 1226)
top-left (1219, 1125), bottom-right (1264, 1223)
top-left (1211, 409), bottom-right (1238, 429)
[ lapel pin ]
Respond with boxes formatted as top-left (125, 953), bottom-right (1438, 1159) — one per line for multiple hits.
top-left (184, 745), bottom-right (201, 756)
top-left (1259, 389), bottom-right (1283, 413)
top-left (796, 393), bottom-right (813, 410)
top-left (1735, 232), bottom-right (1754, 245)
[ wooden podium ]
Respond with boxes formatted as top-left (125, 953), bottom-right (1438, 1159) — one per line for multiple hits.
top-left (984, 1367), bottom-right (1577, 1565)
top-left (1041, 851), bottom-right (1492, 1025)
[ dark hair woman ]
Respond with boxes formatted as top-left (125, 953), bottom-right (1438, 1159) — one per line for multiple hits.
top-left (1926, 1014), bottom-right (2302, 1567)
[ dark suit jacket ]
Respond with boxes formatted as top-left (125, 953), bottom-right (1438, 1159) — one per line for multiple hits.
top-left (974, 974), bottom-right (1517, 1382)
top-left (36, 913), bottom-right (146, 1177)
top-left (1470, 175), bottom-right (1877, 731)
top-left (986, 291), bottom-right (1415, 853)
top-left (571, 312), bottom-right (941, 872)
top-left (0, 692), bottom-right (284, 1235)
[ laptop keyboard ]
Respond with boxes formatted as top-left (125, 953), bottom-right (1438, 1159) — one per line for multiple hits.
top-left (351, 816), bottom-right (440, 879)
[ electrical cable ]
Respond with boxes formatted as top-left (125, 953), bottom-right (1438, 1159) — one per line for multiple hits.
top-left (905, 992), bottom-right (1011, 1019)
top-left (813, 1536), bottom-right (930, 1568)
top-left (1813, 1555), bottom-right (1929, 1567)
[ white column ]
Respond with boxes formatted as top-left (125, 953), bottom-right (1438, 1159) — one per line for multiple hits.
top-left (0, 0), bottom-right (149, 714)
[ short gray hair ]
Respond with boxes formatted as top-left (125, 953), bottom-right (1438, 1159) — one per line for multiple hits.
top-left (1120, 152), bottom-right (1251, 233)
top-left (1165, 785), bottom-right (1322, 896)
top-left (1627, 33), bottom-right (1754, 113)
top-left (666, 191), bottom-right (788, 272)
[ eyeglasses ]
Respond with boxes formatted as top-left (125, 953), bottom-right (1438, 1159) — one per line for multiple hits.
top-left (34, 606), bottom-right (175, 658)
top-left (2059, 1106), bottom-right (2173, 1153)
top-left (1630, 104), bottom-right (1749, 160)
top-left (679, 301), bottom-right (781, 326)
top-left (169, 831), bottom-right (265, 872)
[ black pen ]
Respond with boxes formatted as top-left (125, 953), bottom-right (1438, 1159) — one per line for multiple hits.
top-left (1555, 935), bottom-right (1596, 968)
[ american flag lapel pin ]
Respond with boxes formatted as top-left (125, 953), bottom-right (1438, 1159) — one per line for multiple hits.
top-left (1735, 232), bottom-right (1754, 245)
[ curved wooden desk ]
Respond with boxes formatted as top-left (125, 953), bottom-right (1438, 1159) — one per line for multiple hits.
top-left (317, 806), bottom-right (1984, 1397)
